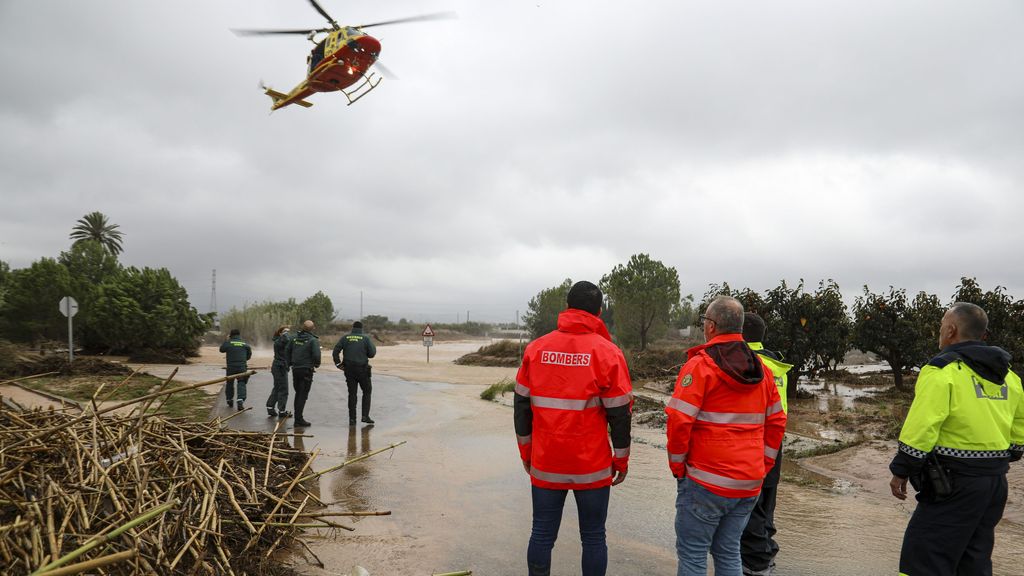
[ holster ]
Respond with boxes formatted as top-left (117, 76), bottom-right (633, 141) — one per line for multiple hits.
top-left (912, 452), bottom-right (953, 502)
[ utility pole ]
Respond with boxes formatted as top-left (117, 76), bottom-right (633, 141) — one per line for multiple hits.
top-left (360, 291), bottom-right (363, 320)
top-left (209, 269), bottom-right (219, 330)
top-left (466, 310), bottom-right (470, 324)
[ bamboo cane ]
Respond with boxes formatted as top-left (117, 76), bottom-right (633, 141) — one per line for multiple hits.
top-left (34, 549), bottom-right (136, 576)
top-left (295, 441), bottom-right (407, 483)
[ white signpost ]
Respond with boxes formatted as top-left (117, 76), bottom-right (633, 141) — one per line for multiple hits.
top-left (58, 296), bottom-right (79, 363)
top-left (422, 324), bottom-right (435, 363)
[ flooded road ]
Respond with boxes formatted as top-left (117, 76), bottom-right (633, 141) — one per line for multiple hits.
top-left (182, 365), bottom-right (1024, 575)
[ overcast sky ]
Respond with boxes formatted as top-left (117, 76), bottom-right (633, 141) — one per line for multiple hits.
top-left (1, 0), bottom-right (1022, 324)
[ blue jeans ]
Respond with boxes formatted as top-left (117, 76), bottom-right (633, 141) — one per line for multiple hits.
top-left (528, 485), bottom-right (610, 576)
top-left (676, 477), bottom-right (758, 576)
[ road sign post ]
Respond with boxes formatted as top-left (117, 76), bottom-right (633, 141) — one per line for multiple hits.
top-left (58, 296), bottom-right (79, 363)
top-left (422, 324), bottom-right (435, 363)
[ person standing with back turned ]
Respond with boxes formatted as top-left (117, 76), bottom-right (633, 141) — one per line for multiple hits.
top-left (514, 280), bottom-right (633, 576)
top-left (889, 302), bottom-right (1024, 575)
top-left (220, 328), bottom-right (252, 411)
top-left (666, 296), bottom-right (786, 576)
top-left (739, 312), bottom-right (793, 576)
top-left (266, 325), bottom-right (293, 418)
top-left (286, 320), bottom-right (321, 428)
top-left (333, 320), bottom-right (378, 426)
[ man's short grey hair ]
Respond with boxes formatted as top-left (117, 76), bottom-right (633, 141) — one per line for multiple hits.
top-left (948, 302), bottom-right (988, 341)
top-left (708, 295), bottom-right (745, 334)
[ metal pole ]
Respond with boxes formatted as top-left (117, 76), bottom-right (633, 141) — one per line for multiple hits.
top-left (67, 303), bottom-right (74, 364)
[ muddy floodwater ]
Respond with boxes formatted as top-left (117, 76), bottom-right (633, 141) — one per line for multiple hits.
top-left (148, 351), bottom-right (1024, 575)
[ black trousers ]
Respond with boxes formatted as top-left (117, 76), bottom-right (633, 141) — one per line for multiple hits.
top-left (291, 367), bottom-right (314, 421)
top-left (899, 472), bottom-right (1007, 576)
top-left (741, 450), bottom-right (783, 573)
top-left (266, 362), bottom-right (289, 412)
top-left (344, 363), bottom-right (372, 420)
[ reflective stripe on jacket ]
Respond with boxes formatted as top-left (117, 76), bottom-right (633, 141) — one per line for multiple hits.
top-left (514, 308), bottom-right (633, 491)
top-left (666, 333), bottom-right (787, 498)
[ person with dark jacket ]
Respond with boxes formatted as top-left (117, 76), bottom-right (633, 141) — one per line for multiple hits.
top-left (333, 321), bottom-right (378, 425)
top-left (219, 329), bottom-right (252, 411)
top-left (889, 302), bottom-right (1024, 575)
top-left (514, 281), bottom-right (632, 576)
top-left (740, 313), bottom-right (793, 576)
top-left (666, 296), bottom-right (786, 576)
top-left (266, 325), bottom-right (293, 418)
top-left (286, 320), bottom-right (321, 427)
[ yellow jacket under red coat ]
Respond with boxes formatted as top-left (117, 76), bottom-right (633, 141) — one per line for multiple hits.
top-left (666, 333), bottom-right (786, 498)
top-left (514, 309), bottom-right (633, 490)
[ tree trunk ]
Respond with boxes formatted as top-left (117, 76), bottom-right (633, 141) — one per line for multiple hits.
top-left (889, 354), bottom-right (905, 390)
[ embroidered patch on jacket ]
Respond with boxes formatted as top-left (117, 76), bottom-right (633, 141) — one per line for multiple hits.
top-left (681, 374), bottom-right (693, 387)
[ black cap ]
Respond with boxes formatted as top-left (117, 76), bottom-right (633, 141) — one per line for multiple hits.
top-left (742, 313), bottom-right (766, 343)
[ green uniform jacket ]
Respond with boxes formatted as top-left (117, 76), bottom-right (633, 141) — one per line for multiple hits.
top-left (286, 330), bottom-right (322, 370)
top-left (332, 327), bottom-right (377, 367)
top-left (890, 340), bottom-right (1024, 478)
top-left (272, 332), bottom-right (292, 367)
top-left (219, 337), bottom-right (252, 370)
top-left (749, 341), bottom-right (793, 414)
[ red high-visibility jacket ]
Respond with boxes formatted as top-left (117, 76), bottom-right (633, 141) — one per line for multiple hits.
top-left (665, 333), bottom-right (786, 498)
top-left (514, 309), bottom-right (633, 490)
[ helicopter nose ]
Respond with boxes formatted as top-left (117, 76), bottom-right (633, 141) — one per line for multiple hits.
top-left (356, 35), bottom-right (381, 57)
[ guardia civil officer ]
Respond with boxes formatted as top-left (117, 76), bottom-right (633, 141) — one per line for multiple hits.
top-left (332, 320), bottom-right (377, 426)
top-left (889, 302), bottom-right (1024, 575)
top-left (740, 312), bottom-right (793, 576)
top-left (286, 320), bottom-right (321, 428)
top-left (219, 328), bottom-right (252, 411)
top-left (266, 325), bottom-right (292, 418)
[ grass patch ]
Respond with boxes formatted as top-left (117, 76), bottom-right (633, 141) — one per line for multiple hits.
top-left (21, 374), bottom-right (215, 420)
top-left (480, 378), bottom-right (516, 401)
top-left (458, 341), bottom-right (523, 367)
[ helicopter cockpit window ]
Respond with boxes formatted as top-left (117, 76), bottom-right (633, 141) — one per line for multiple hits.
top-left (310, 40), bottom-right (326, 72)
top-left (346, 27), bottom-right (361, 37)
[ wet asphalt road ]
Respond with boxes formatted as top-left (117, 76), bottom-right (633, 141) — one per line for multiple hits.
top-left (208, 367), bottom-right (1024, 576)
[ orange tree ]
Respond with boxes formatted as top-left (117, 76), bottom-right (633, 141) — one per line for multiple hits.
top-left (951, 277), bottom-right (1024, 363)
top-left (851, 287), bottom-right (943, 390)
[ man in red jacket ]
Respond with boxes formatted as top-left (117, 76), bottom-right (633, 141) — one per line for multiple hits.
top-left (666, 296), bottom-right (786, 576)
top-left (514, 280), bottom-right (633, 576)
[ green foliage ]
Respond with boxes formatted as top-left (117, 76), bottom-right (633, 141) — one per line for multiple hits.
top-left (701, 279), bottom-right (851, 386)
top-left (480, 377), bottom-right (516, 401)
top-left (220, 292), bottom-right (335, 346)
top-left (69, 211), bottom-right (124, 256)
top-left (360, 314), bottom-right (391, 332)
top-left (0, 258), bottom-right (72, 342)
top-left (851, 286), bottom-right (942, 389)
top-left (456, 340), bottom-right (523, 367)
top-left (59, 241), bottom-right (122, 348)
top-left (523, 278), bottom-right (572, 339)
top-left (298, 290), bottom-right (335, 330)
top-left (90, 267), bottom-right (209, 355)
top-left (951, 277), bottom-right (1024, 363)
top-left (601, 254), bottom-right (681, 351)
top-left (0, 260), bottom-right (9, 310)
top-left (670, 295), bottom-right (697, 329)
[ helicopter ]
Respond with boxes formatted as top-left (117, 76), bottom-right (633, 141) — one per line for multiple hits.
top-left (233, 0), bottom-right (454, 110)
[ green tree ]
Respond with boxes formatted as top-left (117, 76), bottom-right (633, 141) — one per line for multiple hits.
top-left (298, 291), bottom-right (335, 330)
top-left (806, 280), bottom-right (852, 371)
top-left (851, 286), bottom-right (940, 390)
top-left (601, 254), bottom-right (681, 351)
top-left (951, 277), bottom-right (1024, 363)
top-left (0, 260), bottom-right (9, 310)
top-left (69, 211), bottom-right (125, 256)
top-left (523, 278), bottom-right (572, 339)
top-left (90, 267), bottom-right (209, 354)
top-left (58, 241), bottom-right (122, 349)
top-left (0, 258), bottom-right (72, 343)
top-left (360, 314), bottom-right (391, 332)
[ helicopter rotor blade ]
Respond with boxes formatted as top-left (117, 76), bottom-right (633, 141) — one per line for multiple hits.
top-left (307, 0), bottom-right (339, 29)
top-left (373, 60), bottom-right (399, 80)
top-left (356, 11), bottom-right (457, 30)
top-left (232, 27), bottom-right (331, 36)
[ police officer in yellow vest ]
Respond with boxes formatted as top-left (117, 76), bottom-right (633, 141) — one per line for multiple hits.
top-left (739, 313), bottom-right (792, 576)
top-left (889, 302), bottom-right (1024, 575)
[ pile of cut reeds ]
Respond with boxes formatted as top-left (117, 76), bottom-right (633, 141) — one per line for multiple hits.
top-left (0, 370), bottom-right (400, 575)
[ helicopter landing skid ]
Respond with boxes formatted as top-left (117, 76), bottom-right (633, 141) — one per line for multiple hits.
top-left (344, 72), bottom-right (382, 105)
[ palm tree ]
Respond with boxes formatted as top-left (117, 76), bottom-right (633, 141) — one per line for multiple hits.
top-left (69, 211), bottom-right (125, 256)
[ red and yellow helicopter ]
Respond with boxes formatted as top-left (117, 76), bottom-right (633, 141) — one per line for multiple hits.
top-left (233, 0), bottom-right (454, 110)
